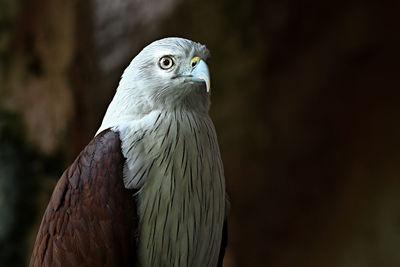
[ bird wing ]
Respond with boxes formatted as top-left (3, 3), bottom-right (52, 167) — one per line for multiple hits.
top-left (29, 129), bottom-right (138, 267)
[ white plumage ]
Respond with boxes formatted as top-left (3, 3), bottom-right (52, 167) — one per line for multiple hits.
top-left (97, 37), bottom-right (226, 267)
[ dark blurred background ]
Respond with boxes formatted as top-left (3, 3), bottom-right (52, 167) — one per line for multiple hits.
top-left (1, 0), bottom-right (399, 266)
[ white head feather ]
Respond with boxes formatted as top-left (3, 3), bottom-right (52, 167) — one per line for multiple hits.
top-left (96, 37), bottom-right (211, 135)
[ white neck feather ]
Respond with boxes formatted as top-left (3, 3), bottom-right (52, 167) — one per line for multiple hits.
top-left (114, 109), bottom-right (226, 267)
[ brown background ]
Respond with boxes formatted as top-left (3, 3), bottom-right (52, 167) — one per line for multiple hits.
top-left (0, 0), bottom-right (399, 266)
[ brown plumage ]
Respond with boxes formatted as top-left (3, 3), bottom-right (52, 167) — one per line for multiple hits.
top-left (30, 130), bottom-right (138, 267)
top-left (30, 129), bottom-right (227, 266)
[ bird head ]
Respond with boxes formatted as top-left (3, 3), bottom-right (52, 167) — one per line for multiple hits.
top-left (118, 37), bottom-right (211, 113)
top-left (97, 38), bottom-right (212, 135)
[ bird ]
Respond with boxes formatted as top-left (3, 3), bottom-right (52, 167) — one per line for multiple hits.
top-left (29, 37), bottom-right (228, 267)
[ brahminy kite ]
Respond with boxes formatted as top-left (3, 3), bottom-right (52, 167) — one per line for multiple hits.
top-left (30, 37), bottom-right (227, 267)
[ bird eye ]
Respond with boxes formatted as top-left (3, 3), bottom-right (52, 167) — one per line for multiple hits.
top-left (159, 56), bottom-right (174, 70)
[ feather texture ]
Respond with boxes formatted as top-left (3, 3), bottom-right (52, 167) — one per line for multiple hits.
top-left (29, 130), bottom-right (138, 267)
top-left (30, 128), bottom-right (227, 266)
top-left (116, 109), bottom-right (225, 266)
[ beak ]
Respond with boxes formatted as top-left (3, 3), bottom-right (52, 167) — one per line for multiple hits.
top-left (175, 58), bottom-right (211, 93)
top-left (190, 59), bottom-right (211, 93)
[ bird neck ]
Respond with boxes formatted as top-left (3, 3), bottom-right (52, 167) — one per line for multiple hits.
top-left (115, 109), bottom-right (225, 267)
top-left (96, 84), bottom-right (210, 136)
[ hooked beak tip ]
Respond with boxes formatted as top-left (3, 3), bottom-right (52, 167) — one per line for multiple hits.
top-left (190, 59), bottom-right (211, 93)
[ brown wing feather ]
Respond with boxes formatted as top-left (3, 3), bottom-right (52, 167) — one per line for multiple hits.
top-left (30, 129), bottom-right (138, 267)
